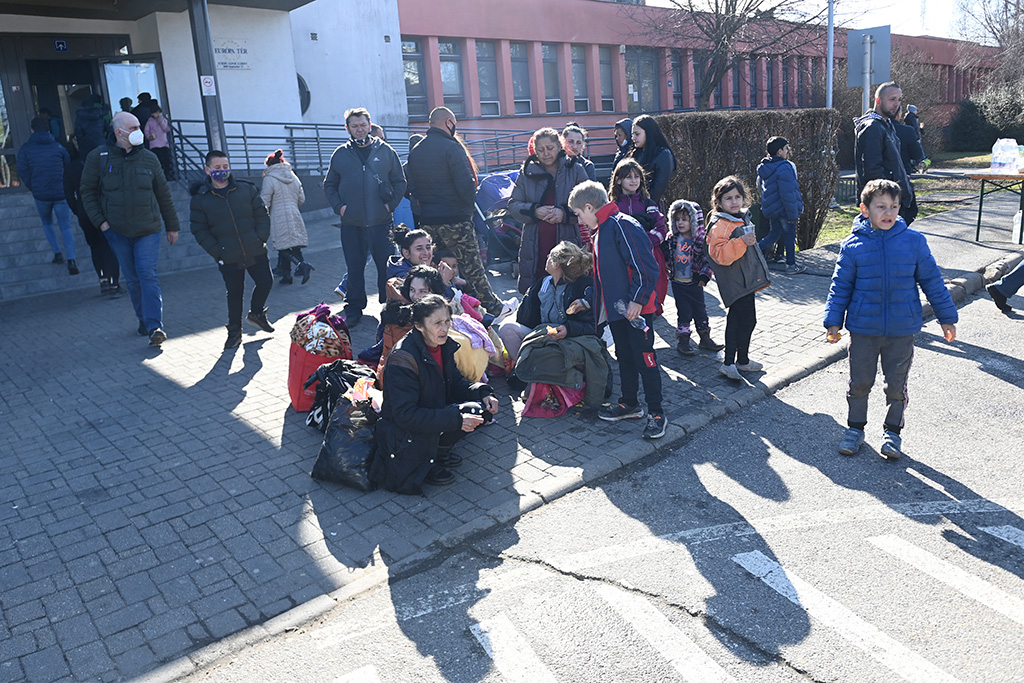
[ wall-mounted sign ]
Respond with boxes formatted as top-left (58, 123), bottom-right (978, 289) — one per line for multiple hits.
top-left (200, 75), bottom-right (216, 96)
top-left (54, 39), bottom-right (68, 52)
top-left (214, 39), bottom-right (250, 70)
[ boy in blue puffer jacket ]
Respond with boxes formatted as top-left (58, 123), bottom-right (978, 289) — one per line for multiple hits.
top-left (756, 136), bottom-right (804, 274)
top-left (824, 179), bottom-right (958, 460)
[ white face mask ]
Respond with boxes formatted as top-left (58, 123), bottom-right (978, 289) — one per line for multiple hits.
top-left (127, 129), bottom-right (145, 147)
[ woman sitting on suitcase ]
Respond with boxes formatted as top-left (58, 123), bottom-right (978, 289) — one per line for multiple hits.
top-left (371, 295), bottom-right (498, 494)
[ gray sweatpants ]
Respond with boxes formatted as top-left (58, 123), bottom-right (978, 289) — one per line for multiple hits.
top-left (847, 333), bottom-right (915, 430)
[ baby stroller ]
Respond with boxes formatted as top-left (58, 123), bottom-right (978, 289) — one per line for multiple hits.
top-left (474, 170), bottom-right (521, 275)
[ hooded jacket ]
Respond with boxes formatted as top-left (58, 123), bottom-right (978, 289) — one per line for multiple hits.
top-left (189, 175), bottom-right (270, 267)
top-left (16, 130), bottom-right (70, 202)
top-left (508, 152), bottom-right (590, 293)
top-left (592, 202), bottom-right (660, 324)
top-left (707, 210), bottom-right (771, 307)
top-left (665, 200), bottom-right (713, 284)
top-left (323, 137), bottom-right (407, 228)
top-left (854, 112), bottom-right (915, 204)
top-left (74, 98), bottom-right (109, 156)
top-left (757, 155), bottom-right (804, 222)
top-left (893, 122), bottom-right (924, 175)
top-left (612, 118), bottom-right (633, 170)
top-left (406, 127), bottom-right (477, 224)
top-left (372, 327), bottom-right (494, 495)
top-left (260, 162), bottom-right (307, 251)
top-left (80, 139), bottom-right (180, 238)
top-left (824, 214), bottom-right (957, 337)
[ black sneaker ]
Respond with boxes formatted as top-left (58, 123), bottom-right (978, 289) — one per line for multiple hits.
top-left (279, 274), bottom-right (294, 285)
top-left (988, 284), bottom-right (1012, 312)
top-left (643, 414), bottom-right (667, 440)
top-left (345, 310), bottom-right (363, 328)
top-left (149, 328), bottom-right (167, 346)
top-left (425, 467), bottom-right (455, 486)
top-left (224, 328), bottom-right (242, 350)
top-left (52, 253), bottom-right (64, 264)
top-left (438, 451), bottom-right (463, 468)
top-left (137, 321), bottom-right (148, 336)
top-left (598, 402), bottom-right (645, 421)
top-left (107, 284), bottom-right (124, 299)
top-left (99, 277), bottom-right (111, 294)
top-left (246, 308), bottom-right (275, 333)
top-left (67, 259), bottom-right (79, 275)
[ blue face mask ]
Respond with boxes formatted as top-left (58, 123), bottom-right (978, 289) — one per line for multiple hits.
top-left (209, 169), bottom-right (230, 183)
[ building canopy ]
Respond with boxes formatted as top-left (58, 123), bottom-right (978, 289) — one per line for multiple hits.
top-left (0, 0), bottom-right (313, 20)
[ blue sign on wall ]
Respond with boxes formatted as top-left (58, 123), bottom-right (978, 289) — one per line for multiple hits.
top-left (54, 39), bottom-right (68, 52)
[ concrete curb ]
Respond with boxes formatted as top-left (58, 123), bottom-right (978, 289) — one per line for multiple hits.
top-left (140, 249), bottom-right (1022, 683)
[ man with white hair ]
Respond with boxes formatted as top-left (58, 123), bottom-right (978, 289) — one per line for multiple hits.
top-left (80, 111), bottom-right (180, 346)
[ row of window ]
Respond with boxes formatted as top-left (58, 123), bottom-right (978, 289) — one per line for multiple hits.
top-left (402, 37), bottom-right (615, 119)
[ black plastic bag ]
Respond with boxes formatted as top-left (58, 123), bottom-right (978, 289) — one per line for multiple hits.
top-left (305, 359), bottom-right (377, 433)
top-left (310, 398), bottom-right (377, 491)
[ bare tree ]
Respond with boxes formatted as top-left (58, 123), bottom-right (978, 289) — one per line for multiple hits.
top-left (624, 0), bottom-right (831, 110)
top-left (956, 0), bottom-right (1023, 82)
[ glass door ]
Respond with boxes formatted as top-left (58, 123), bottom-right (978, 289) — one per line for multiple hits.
top-left (99, 53), bottom-right (169, 120)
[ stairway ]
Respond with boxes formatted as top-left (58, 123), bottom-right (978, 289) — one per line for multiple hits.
top-left (0, 184), bottom-right (213, 303)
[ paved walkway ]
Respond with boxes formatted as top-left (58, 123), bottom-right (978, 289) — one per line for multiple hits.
top-left (1, 194), bottom-right (1021, 682)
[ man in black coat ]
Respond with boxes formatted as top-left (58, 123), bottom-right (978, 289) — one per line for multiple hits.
top-left (406, 107), bottom-right (503, 313)
top-left (190, 150), bottom-right (274, 350)
top-left (854, 82), bottom-right (918, 224)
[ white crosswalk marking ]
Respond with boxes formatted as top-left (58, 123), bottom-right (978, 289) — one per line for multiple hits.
top-left (592, 583), bottom-right (737, 683)
top-left (869, 534), bottom-right (1024, 627)
top-left (732, 550), bottom-right (960, 683)
top-left (333, 664), bottom-right (382, 683)
top-left (470, 613), bottom-right (558, 683)
top-left (980, 525), bottom-right (1024, 550)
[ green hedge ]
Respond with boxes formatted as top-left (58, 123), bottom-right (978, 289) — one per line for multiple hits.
top-left (655, 108), bottom-right (841, 249)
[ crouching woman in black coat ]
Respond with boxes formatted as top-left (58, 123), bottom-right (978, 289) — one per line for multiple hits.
top-left (371, 295), bottom-right (499, 494)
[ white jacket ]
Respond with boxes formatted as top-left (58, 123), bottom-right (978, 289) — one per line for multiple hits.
top-left (261, 162), bottom-right (307, 250)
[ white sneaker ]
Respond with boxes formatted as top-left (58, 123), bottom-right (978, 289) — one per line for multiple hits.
top-left (333, 285), bottom-right (346, 301)
top-left (736, 360), bottom-right (764, 372)
top-left (719, 364), bottom-right (743, 380)
top-left (492, 297), bottom-right (519, 324)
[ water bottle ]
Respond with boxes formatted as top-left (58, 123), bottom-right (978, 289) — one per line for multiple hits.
top-left (614, 299), bottom-right (649, 332)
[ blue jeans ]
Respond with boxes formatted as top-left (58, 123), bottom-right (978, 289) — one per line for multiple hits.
top-left (104, 230), bottom-right (163, 333)
top-left (992, 258), bottom-right (1024, 299)
top-left (757, 215), bottom-right (796, 266)
top-left (35, 199), bottom-right (76, 260)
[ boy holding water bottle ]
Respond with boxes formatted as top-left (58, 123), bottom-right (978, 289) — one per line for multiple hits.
top-left (569, 180), bottom-right (666, 440)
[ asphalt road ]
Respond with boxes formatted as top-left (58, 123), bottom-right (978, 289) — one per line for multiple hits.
top-left (182, 292), bottom-right (1024, 683)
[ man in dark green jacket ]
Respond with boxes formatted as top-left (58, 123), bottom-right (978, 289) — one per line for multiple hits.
top-left (190, 150), bottom-right (274, 350)
top-left (80, 111), bottom-right (180, 346)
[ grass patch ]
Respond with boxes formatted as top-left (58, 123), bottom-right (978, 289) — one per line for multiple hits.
top-left (930, 151), bottom-right (990, 169)
top-left (813, 203), bottom-right (962, 248)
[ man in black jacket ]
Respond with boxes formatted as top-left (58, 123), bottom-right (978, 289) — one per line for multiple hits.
top-left (854, 82), bottom-right (918, 225)
top-left (323, 108), bottom-right (407, 327)
top-left (406, 107), bottom-right (503, 312)
top-left (190, 150), bottom-right (274, 350)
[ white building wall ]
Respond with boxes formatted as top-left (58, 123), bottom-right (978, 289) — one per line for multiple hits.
top-left (289, 0), bottom-right (407, 128)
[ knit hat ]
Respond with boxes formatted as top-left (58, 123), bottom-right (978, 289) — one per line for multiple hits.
top-left (766, 136), bottom-right (789, 156)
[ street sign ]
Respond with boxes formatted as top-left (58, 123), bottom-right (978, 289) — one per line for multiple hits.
top-left (847, 26), bottom-right (891, 88)
top-left (200, 75), bottom-right (216, 96)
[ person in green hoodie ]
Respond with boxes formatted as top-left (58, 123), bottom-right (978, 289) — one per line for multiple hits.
top-left (189, 150), bottom-right (274, 350)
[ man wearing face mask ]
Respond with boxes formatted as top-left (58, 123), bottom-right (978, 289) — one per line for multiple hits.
top-left (189, 150), bottom-right (274, 350)
top-left (323, 107), bottom-right (407, 328)
top-left (406, 107), bottom-right (503, 314)
top-left (80, 111), bottom-right (180, 346)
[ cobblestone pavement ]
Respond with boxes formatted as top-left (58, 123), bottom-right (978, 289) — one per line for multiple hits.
top-left (1, 195), bottom-right (1022, 682)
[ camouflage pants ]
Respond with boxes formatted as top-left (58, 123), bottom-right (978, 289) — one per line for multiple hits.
top-left (422, 221), bottom-right (502, 311)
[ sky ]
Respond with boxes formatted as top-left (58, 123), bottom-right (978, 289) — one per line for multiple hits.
top-left (835, 0), bottom-right (961, 40)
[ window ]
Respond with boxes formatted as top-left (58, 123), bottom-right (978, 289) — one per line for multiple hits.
top-left (571, 45), bottom-right (589, 113)
top-left (402, 38), bottom-right (428, 120)
top-left (732, 62), bottom-right (741, 107)
top-left (750, 58), bottom-right (759, 108)
top-left (671, 50), bottom-right (683, 109)
top-left (510, 41), bottom-right (531, 114)
top-left (599, 47), bottom-right (614, 111)
top-left (438, 39), bottom-right (465, 116)
top-left (782, 57), bottom-right (790, 107)
top-left (542, 43), bottom-right (560, 114)
top-left (797, 58), bottom-right (805, 107)
top-left (766, 56), bottom-right (775, 107)
top-left (693, 51), bottom-right (704, 105)
top-left (477, 40), bottom-right (500, 117)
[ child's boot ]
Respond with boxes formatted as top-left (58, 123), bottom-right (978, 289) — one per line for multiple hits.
top-left (697, 328), bottom-right (724, 351)
top-left (676, 333), bottom-right (695, 356)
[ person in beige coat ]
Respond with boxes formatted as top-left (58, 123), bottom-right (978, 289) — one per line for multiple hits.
top-left (261, 149), bottom-right (314, 284)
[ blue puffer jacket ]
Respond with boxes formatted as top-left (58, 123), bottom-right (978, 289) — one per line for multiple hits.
top-left (16, 131), bottom-right (70, 202)
top-left (824, 214), bottom-right (957, 336)
top-left (757, 155), bottom-right (803, 222)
